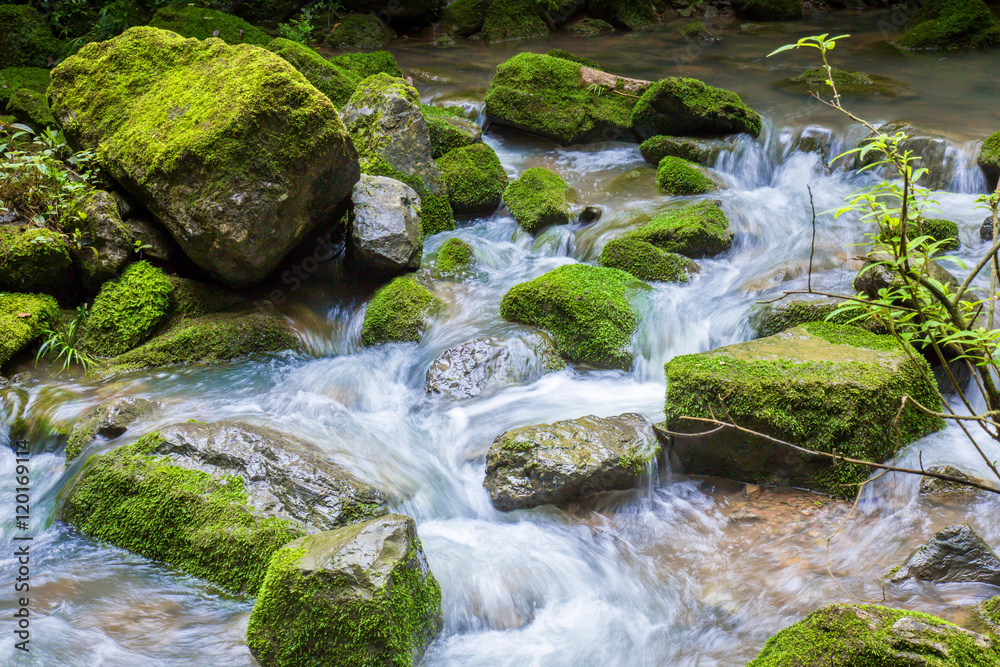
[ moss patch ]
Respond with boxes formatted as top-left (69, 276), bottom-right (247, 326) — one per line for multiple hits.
top-left (0, 226), bottom-right (75, 298)
top-left (878, 218), bottom-right (960, 251)
top-left (0, 292), bottom-right (58, 370)
top-left (423, 104), bottom-right (481, 159)
top-left (361, 277), bottom-right (440, 346)
top-left (973, 596), bottom-right (1000, 636)
top-left (84, 261), bottom-right (174, 358)
top-left (625, 201), bottom-right (732, 258)
top-left (499, 263), bottom-right (645, 369)
top-left (0, 67), bottom-right (50, 106)
top-left (441, 0), bottom-right (489, 36)
top-left (655, 156), bottom-right (718, 195)
top-left (63, 433), bottom-right (305, 595)
top-left (980, 131), bottom-right (1000, 187)
top-left (438, 143), bottom-right (508, 217)
top-left (481, 0), bottom-right (548, 43)
top-left (750, 298), bottom-right (882, 339)
top-left (546, 49), bottom-right (603, 71)
top-left (0, 5), bottom-right (64, 69)
top-left (148, 6), bottom-right (271, 46)
top-left (328, 51), bottom-right (403, 79)
top-left (895, 0), bottom-right (1000, 51)
top-left (330, 13), bottom-right (390, 50)
top-left (7, 88), bottom-right (55, 127)
top-left (435, 237), bottom-right (476, 275)
top-left (503, 167), bottom-right (572, 233)
top-left (630, 77), bottom-right (762, 140)
top-left (266, 38), bottom-right (362, 108)
top-left (600, 237), bottom-right (696, 283)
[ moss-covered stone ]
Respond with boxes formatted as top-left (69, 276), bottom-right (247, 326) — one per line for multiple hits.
top-left (655, 156), bottom-right (719, 195)
top-left (973, 596), bottom-right (1000, 637)
top-left (422, 104), bottom-right (482, 159)
top-left (631, 77), bottom-right (762, 140)
top-left (748, 604), bottom-right (1000, 666)
top-left (499, 263), bottom-right (645, 369)
top-left (732, 0), bottom-right (802, 21)
top-left (441, 0), bottom-right (489, 36)
top-left (330, 13), bottom-right (390, 50)
top-left (361, 277), bottom-right (440, 346)
top-left (49, 27), bottom-right (359, 288)
top-left (878, 218), bottom-right (960, 251)
top-left (778, 67), bottom-right (912, 98)
top-left (0, 5), bottom-right (64, 69)
top-left (586, 0), bottom-right (660, 30)
top-left (895, 0), bottom-right (1000, 51)
top-left (0, 67), bottom-right (49, 107)
top-left (99, 310), bottom-right (300, 375)
top-left (625, 201), bottom-right (732, 258)
top-left (978, 131), bottom-right (1000, 189)
top-left (0, 292), bottom-right (58, 370)
top-left (502, 167), bottom-right (572, 233)
top-left (681, 21), bottom-right (716, 41)
top-left (481, 0), bottom-right (548, 43)
top-left (246, 515), bottom-right (443, 667)
top-left (266, 38), bottom-right (362, 108)
top-left (750, 298), bottom-right (879, 339)
top-left (640, 135), bottom-right (724, 166)
top-left (7, 88), bottom-right (55, 127)
top-left (665, 322), bottom-right (945, 497)
top-left (328, 51), bottom-right (403, 79)
top-left (599, 237), bottom-right (697, 283)
top-left (84, 261), bottom-right (174, 358)
top-left (485, 52), bottom-right (640, 145)
top-left (546, 49), bottom-right (603, 71)
top-left (148, 6), bottom-right (271, 46)
top-left (438, 143), bottom-right (508, 217)
top-left (65, 396), bottom-right (157, 463)
top-left (435, 237), bottom-right (476, 275)
top-left (567, 18), bottom-right (616, 36)
top-left (0, 226), bottom-right (75, 299)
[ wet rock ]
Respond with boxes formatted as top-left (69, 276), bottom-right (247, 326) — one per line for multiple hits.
top-left (973, 596), bottom-right (1000, 636)
top-left (890, 524), bottom-right (1000, 586)
top-left (664, 323), bottom-right (945, 498)
top-left (349, 174), bottom-right (423, 273)
top-left (747, 603), bottom-right (999, 666)
top-left (72, 191), bottom-right (133, 293)
top-left (49, 27), bottom-right (359, 288)
top-left (566, 17), bottom-right (615, 36)
top-left (503, 167), bottom-right (573, 233)
top-left (64, 421), bottom-right (387, 594)
top-left (854, 123), bottom-right (957, 191)
top-left (599, 237), bottom-right (700, 283)
top-left (750, 297), bottom-right (886, 339)
top-left (361, 276), bottom-right (441, 346)
top-left (484, 413), bottom-right (660, 511)
top-left (640, 135), bottom-right (728, 166)
top-left (438, 143), bottom-right (509, 217)
top-left (776, 67), bottom-right (913, 98)
top-left (854, 252), bottom-right (959, 300)
top-left (895, 0), bottom-right (1000, 51)
top-left (630, 78), bottom-right (762, 141)
top-left (425, 332), bottom-right (565, 400)
top-left (919, 465), bottom-right (990, 496)
top-left (979, 132), bottom-right (1000, 191)
top-left (982, 216), bottom-right (997, 242)
top-left (579, 205), bottom-right (603, 223)
top-left (246, 514), bottom-right (442, 667)
top-left (655, 156), bottom-right (721, 195)
top-left (65, 396), bottom-right (158, 463)
top-left (0, 293), bottom-right (58, 371)
top-left (624, 200), bottom-right (732, 259)
top-left (128, 216), bottom-right (179, 263)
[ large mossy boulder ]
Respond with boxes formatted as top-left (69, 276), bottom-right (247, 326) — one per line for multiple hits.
top-left (341, 73), bottom-right (454, 236)
top-left (631, 78), bottom-right (762, 140)
top-left (484, 413), bottom-right (660, 511)
top-left (500, 263), bottom-right (646, 369)
top-left (148, 6), bottom-right (271, 46)
top-left (600, 237), bottom-right (699, 283)
top-left (0, 292), bottom-right (58, 370)
top-left (747, 604), bottom-right (999, 667)
top-left (0, 5), bottom-right (64, 68)
top-left (484, 52), bottom-right (640, 145)
top-left (732, 0), bottom-right (802, 21)
top-left (65, 396), bottom-right (157, 463)
top-left (350, 174), bottom-right (423, 273)
top-left (625, 201), bottom-right (733, 258)
top-left (64, 421), bottom-right (387, 594)
top-left (655, 156), bottom-right (720, 195)
top-left (750, 297), bottom-right (870, 339)
top-left (423, 105), bottom-right (482, 159)
top-left (0, 226), bottom-right (76, 300)
top-left (979, 131), bottom-right (1000, 190)
top-left (49, 27), bottom-right (360, 288)
top-left (84, 261), bottom-right (174, 358)
top-left (502, 167), bottom-right (573, 233)
top-left (361, 277), bottom-right (440, 346)
top-left (895, 0), bottom-right (1000, 51)
top-left (438, 143), bottom-right (508, 217)
top-left (330, 13), bottom-right (390, 50)
top-left (246, 514), bottom-right (442, 667)
top-left (889, 524), bottom-right (1000, 587)
top-left (663, 322), bottom-right (945, 497)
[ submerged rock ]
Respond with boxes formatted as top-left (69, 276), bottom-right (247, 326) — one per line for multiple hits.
top-left (246, 514), bottom-right (442, 667)
top-left (484, 413), bottom-right (660, 511)
top-left (630, 77), bottom-right (762, 141)
top-left (64, 421), bottom-right (387, 594)
top-left (503, 167), bottom-right (573, 233)
top-left (361, 276), bottom-right (441, 346)
top-left (895, 0), bottom-right (1000, 51)
top-left (65, 396), bottom-right (158, 462)
top-left (625, 201), bottom-right (733, 259)
top-left (0, 293), bottom-right (58, 371)
top-left (49, 27), bottom-right (360, 288)
top-left (777, 68), bottom-right (913, 98)
top-left (664, 323), bottom-right (945, 498)
top-left (890, 524), bottom-right (1000, 586)
top-left (425, 332), bottom-right (565, 400)
top-left (747, 603), bottom-right (999, 666)
top-left (349, 174), bottom-right (423, 273)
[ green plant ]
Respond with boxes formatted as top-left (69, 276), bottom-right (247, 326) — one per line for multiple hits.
top-left (277, 7), bottom-right (317, 44)
top-left (35, 304), bottom-right (97, 372)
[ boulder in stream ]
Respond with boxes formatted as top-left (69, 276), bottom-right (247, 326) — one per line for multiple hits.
top-left (49, 27), bottom-right (360, 288)
top-left (624, 201), bottom-right (733, 259)
top-left (63, 421), bottom-right (388, 594)
top-left (439, 143), bottom-right (509, 217)
top-left (895, 0), bottom-right (1000, 51)
top-left (853, 252), bottom-right (959, 300)
top-left (663, 322), bottom-right (945, 498)
top-left (630, 77), bottom-right (762, 141)
top-left (889, 524), bottom-right (1000, 587)
top-left (434, 237), bottom-right (476, 276)
top-left (853, 123), bottom-right (959, 191)
top-left (503, 167), bottom-right (573, 233)
top-left (747, 603), bottom-right (1000, 666)
top-left (246, 514), bottom-right (442, 667)
top-left (979, 131), bottom-right (1000, 191)
top-left (65, 396), bottom-right (158, 463)
top-left (919, 465), bottom-right (991, 496)
top-left (484, 413), bottom-right (660, 511)
top-left (640, 135), bottom-right (728, 166)
top-left (599, 237), bottom-right (699, 283)
top-left (0, 292), bottom-right (58, 371)
top-left (655, 156), bottom-right (721, 196)
top-left (776, 67), bottom-right (913, 98)
top-left (423, 104), bottom-right (483, 159)
top-left (349, 174), bottom-right (423, 273)
top-left (361, 276), bottom-right (441, 346)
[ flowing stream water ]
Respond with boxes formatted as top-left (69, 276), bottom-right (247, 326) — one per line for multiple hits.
top-left (3, 8), bottom-right (1000, 666)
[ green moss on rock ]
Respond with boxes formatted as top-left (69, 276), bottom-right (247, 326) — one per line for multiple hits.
top-left (750, 298), bottom-right (881, 339)
top-left (0, 226), bottom-right (75, 298)
top-left (546, 49), bottom-right (603, 71)
top-left (625, 201), bottom-right (732, 258)
top-left (599, 237), bottom-right (697, 283)
top-left (435, 237), bottom-right (476, 274)
top-left (895, 0), bottom-right (1000, 51)
top-left (0, 5), bottom-right (64, 69)
top-left (84, 261), bottom-right (174, 358)
top-left (266, 38), bottom-right (362, 108)
top-left (733, 0), bottom-right (802, 21)
top-left (780, 67), bottom-right (911, 98)
top-left (502, 167), bottom-right (572, 233)
top-left (330, 13), bottom-right (390, 50)
top-left (499, 263), bottom-right (645, 369)
top-left (148, 6), bottom-right (271, 46)
top-left (681, 21), bottom-right (715, 41)
top-left (973, 596), bottom-right (1000, 636)
top-left (640, 135), bottom-right (722, 166)
top-left (0, 67), bottom-right (50, 106)
top-left (423, 104), bottom-right (482, 159)
top-left (748, 604), bottom-right (1000, 666)
top-left (441, 0), bottom-right (489, 36)
top-left (7, 88), bottom-right (55, 127)
top-left (328, 51), bottom-right (403, 79)
top-left (978, 131), bottom-right (1000, 189)
top-left (0, 292), bottom-right (58, 370)
top-left (567, 18), bottom-right (615, 36)
top-left (631, 77), bottom-right (762, 140)
top-left (63, 433), bottom-right (305, 594)
top-left (361, 277), bottom-right (440, 346)
top-left (586, 0), bottom-right (660, 30)
top-left (481, 0), bottom-right (548, 43)
top-left (439, 143), bottom-right (508, 217)
top-left (878, 218), bottom-right (960, 251)
top-left (655, 156), bottom-right (718, 195)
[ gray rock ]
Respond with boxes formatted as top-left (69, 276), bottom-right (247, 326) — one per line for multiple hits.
top-left (74, 191), bottom-right (133, 292)
top-left (246, 514), bottom-right (442, 667)
top-left (890, 524), bottom-right (1000, 586)
top-left (425, 332), bottom-right (565, 400)
top-left (65, 396), bottom-right (158, 462)
top-left (854, 123), bottom-right (958, 191)
top-left (350, 174), bottom-right (423, 272)
top-left (128, 216), bottom-right (180, 263)
top-left (150, 420), bottom-right (388, 532)
top-left (484, 413), bottom-right (660, 511)
top-left (982, 216), bottom-right (996, 242)
top-left (919, 465), bottom-right (990, 495)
